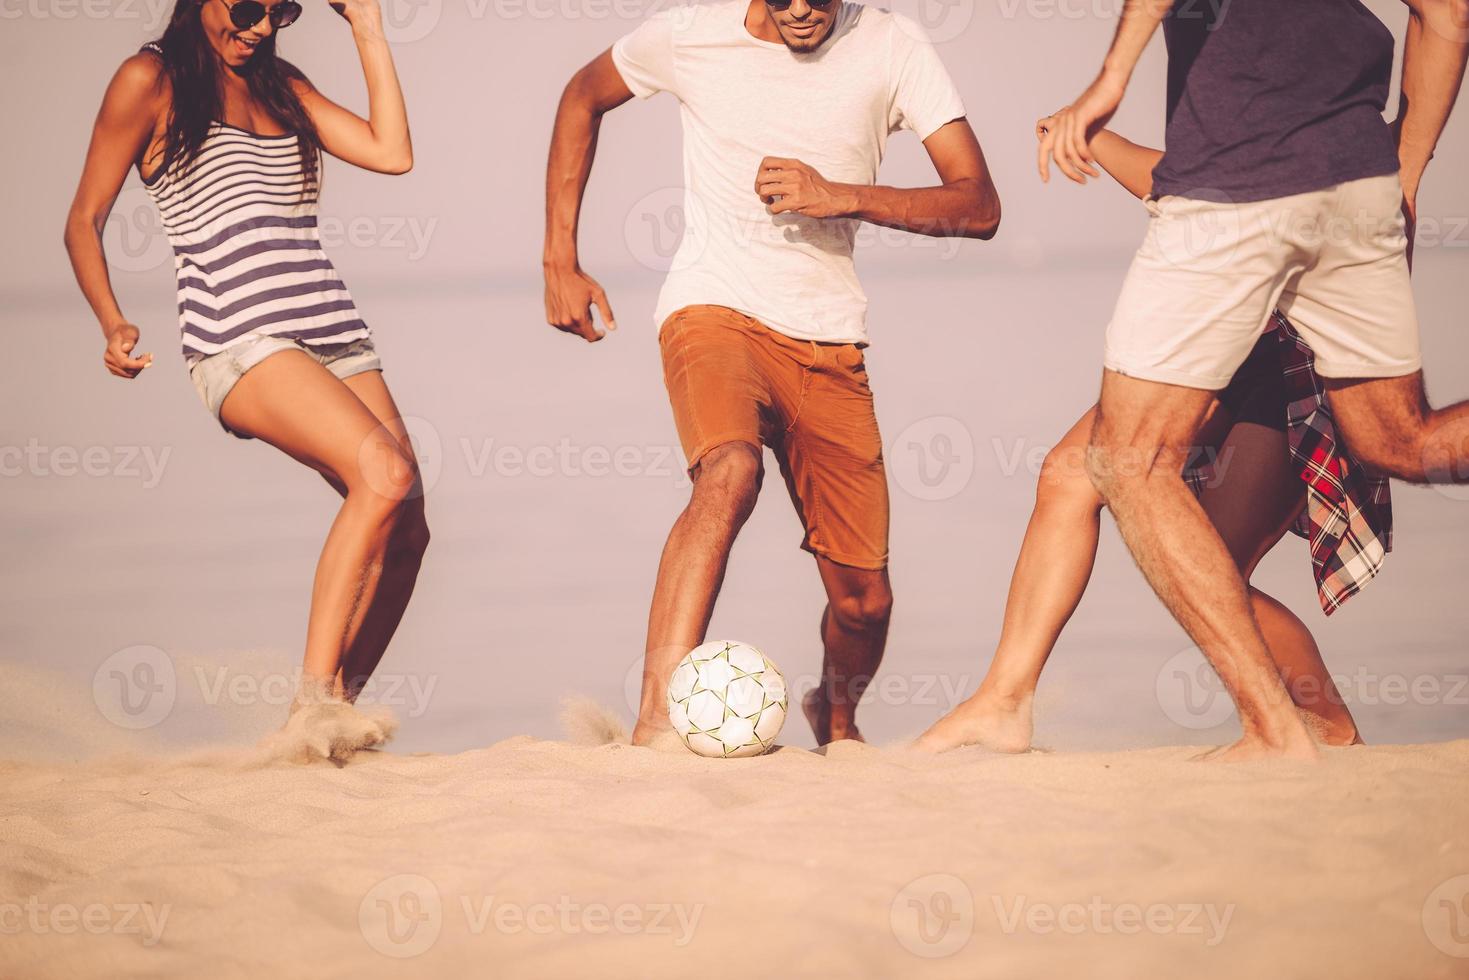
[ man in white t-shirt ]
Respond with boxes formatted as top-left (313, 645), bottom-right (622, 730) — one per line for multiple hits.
top-left (543, 0), bottom-right (1000, 748)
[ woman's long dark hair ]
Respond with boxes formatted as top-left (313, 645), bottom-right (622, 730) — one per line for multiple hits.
top-left (147, 0), bottom-right (320, 195)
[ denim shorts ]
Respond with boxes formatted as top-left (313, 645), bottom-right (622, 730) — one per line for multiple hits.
top-left (188, 333), bottom-right (382, 439)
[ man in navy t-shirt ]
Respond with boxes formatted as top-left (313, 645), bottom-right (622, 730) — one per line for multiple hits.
top-left (1038, 0), bottom-right (1469, 760)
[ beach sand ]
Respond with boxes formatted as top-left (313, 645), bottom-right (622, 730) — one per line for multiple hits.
top-left (3, 719), bottom-right (1467, 979)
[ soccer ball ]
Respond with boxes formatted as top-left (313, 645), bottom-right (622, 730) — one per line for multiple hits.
top-left (667, 641), bottom-right (787, 758)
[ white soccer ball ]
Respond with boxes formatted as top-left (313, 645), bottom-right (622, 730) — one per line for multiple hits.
top-left (667, 641), bottom-right (787, 758)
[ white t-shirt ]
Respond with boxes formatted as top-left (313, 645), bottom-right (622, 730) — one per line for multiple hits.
top-left (612, 0), bottom-right (965, 344)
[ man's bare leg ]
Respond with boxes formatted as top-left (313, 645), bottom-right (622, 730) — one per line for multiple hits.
top-left (803, 557), bottom-right (892, 745)
top-left (634, 442), bottom-right (764, 746)
top-left (1198, 422), bottom-right (1361, 746)
top-left (1323, 372), bottom-right (1469, 484)
top-left (1087, 369), bottom-right (1317, 762)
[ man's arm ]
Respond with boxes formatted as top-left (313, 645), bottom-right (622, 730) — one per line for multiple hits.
top-left (1038, 0), bottom-right (1174, 184)
top-left (1395, 0), bottom-right (1469, 215)
top-left (753, 119), bottom-right (1001, 240)
top-left (543, 49), bottom-right (634, 343)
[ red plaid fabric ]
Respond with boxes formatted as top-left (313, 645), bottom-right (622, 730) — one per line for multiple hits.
top-left (1184, 312), bottom-right (1393, 615)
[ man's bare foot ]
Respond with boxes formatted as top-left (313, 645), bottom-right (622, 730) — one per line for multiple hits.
top-left (632, 716), bottom-right (687, 753)
top-left (802, 689), bottom-right (863, 745)
top-left (1194, 726), bottom-right (1320, 762)
top-left (914, 689), bottom-right (1033, 753)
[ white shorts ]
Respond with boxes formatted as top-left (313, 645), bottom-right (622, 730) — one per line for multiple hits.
top-left (1104, 173), bottom-right (1422, 389)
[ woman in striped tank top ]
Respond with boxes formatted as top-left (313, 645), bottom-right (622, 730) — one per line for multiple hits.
top-left (64, 0), bottom-right (427, 747)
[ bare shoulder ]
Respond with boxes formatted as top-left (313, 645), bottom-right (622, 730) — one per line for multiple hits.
top-left (279, 60), bottom-right (316, 95)
top-left (107, 51), bottom-right (171, 122)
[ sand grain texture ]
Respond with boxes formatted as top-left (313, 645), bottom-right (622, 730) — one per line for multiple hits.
top-left (3, 738), bottom-right (1467, 978)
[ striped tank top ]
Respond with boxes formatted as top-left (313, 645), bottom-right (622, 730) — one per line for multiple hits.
top-left (140, 90), bottom-right (368, 358)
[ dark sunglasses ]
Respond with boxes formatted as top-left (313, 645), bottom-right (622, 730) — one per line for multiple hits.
top-left (764, 0), bottom-right (834, 9)
top-left (220, 0), bottom-right (302, 31)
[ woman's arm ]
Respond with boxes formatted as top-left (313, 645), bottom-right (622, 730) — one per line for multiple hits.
top-left (291, 0), bottom-right (412, 174)
top-left (63, 53), bottom-right (166, 378)
top-left (1036, 113), bottom-right (1162, 201)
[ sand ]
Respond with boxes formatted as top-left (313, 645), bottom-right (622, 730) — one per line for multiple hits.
top-left (2, 714), bottom-right (1467, 979)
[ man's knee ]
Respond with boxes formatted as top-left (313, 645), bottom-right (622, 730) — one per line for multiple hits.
top-left (1327, 376), bottom-right (1433, 482)
top-left (829, 576), bottom-right (893, 633)
top-left (690, 442), bottom-right (764, 521)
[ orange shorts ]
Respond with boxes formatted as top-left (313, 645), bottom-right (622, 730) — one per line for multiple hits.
top-left (659, 305), bottom-right (889, 570)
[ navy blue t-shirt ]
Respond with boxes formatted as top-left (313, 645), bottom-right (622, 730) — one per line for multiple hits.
top-left (1150, 0), bottom-right (1401, 203)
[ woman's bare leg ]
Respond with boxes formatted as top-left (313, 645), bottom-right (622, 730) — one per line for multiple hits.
top-left (916, 409), bottom-right (1104, 752)
top-left (1199, 423), bottom-right (1361, 746)
top-left (218, 351), bottom-right (422, 702)
top-left (333, 371), bottom-right (430, 699)
top-left (917, 403), bottom-right (1238, 752)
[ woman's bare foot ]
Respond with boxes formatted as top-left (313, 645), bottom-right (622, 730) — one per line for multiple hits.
top-left (1301, 710), bottom-right (1363, 748)
top-left (803, 689), bottom-right (863, 745)
top-left (914, 689), bottom-right (1033, 753)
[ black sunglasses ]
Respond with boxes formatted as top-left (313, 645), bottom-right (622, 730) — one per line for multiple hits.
top-left (220, 0), bottom-right (302, 31)
top-left (764, 0), bottom-right (834, 9)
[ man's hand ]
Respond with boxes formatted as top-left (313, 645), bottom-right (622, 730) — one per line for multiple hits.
top-left (544, 263), bottom-right (616, 342)
top-left (1038, 72), bottom-right (1126, 184)
top-left (755, 157), bottom-right (858, 218)
top-left (104, 323), bottom-right (152, 379)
